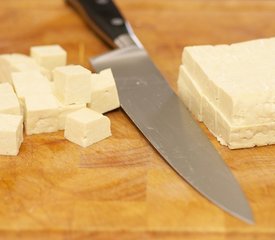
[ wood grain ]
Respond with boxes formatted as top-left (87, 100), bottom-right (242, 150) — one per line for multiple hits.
top-left (0, 0), bottom-right (275, 239)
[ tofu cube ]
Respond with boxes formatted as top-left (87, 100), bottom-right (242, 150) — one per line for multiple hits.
top-left (30, 45), bottom-right (67, 71)
top-left (0, 54), bottom-right (51, 83)
top-left (24, 93), bottom-right (59, 135)
top-left (0, 113), bottom-right (23, 156)
top-left (0, 83), bottom-right (21, 115)
top-left (64, 108), bottom-right (111, 147)
top-left (53, 65), bottom-right (92, 105)
top-left (88, 68), bottom-right (120, 113)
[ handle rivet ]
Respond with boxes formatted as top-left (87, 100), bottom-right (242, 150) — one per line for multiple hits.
top-left (111, 17), bottom-right (123, 26)
top-left (95, 0), bottom-right (109, 4)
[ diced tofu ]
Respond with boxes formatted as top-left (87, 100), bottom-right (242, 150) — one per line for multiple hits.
top-left (24, 93), bottom-right (59, 135)
top-left (31, 45), bottom-right (67, 71)
top-left (64, 108), bottom-right (111, 147)
top-left (0, 83), bottom-right (21, 115)
top-left (53, 65), bottom-right (92, 105)
top-left (88, 68), bottom-right (120, 113)
top-left (0, 54), bottom-right (51, 82)
top-left (0, 113), bottom-right (23, 156)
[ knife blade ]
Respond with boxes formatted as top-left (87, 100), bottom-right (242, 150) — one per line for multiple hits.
top-left (66, 0), bottom-right (254, 224)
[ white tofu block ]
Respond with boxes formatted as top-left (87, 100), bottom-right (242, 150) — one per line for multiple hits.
top-left (88, 68), bottom-right (120, 113)
top-left (0, 113), bottom-right (23, 156)
top-left (31, 45), bottom-right (67, 71)
top-left (178, 37), bottom-right (275, 149)
top-left (53, 65), bottom-right (92, 105)
top-left (0, 54), bottom-right (51, 82)
top-left (24, 93), bottom-right (59, 135)
top-left (57, 101), bottom-right (86, 130)
top-left (178, 63), bottom-right (275, 149)
top-left (0, 83), bottom-right (21, 115)
top-left (64, 108), bottom-right (111, 147)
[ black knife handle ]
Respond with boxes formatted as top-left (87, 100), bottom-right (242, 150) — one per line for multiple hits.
top-left (66, 0), bottom-right (142, 48)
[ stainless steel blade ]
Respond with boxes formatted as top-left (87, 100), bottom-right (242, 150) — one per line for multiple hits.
top-left (91, 46), bottom-right (253, 224)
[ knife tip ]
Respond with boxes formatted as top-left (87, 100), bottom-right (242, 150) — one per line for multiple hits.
top-left (225, 202), bottom-right (255, 225)
top-left (237, 211), bottom-right (255, 225)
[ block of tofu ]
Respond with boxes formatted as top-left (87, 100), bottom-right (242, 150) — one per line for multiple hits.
top-left (31, 45), bottom-right (67, 71)
top-left (24, 93), bottom-right (59, 135)
top-left (53, 65), bottom-right (92, 105)
top-left (0, 83), bottom-right (21, 115)
top-left (178, 37), bottom-right (275, 149)
top-left (88, 68), bottom-right (120, 113)
top-left (0, 113), bottom-right (23, 156)
top-left (64, 108), bottom-right (111, 147)
top-left (0, 54), bottom-right (51, 82)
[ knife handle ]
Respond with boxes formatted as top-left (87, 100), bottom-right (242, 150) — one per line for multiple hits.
top-left (66, 0), bottom-right (142, 48)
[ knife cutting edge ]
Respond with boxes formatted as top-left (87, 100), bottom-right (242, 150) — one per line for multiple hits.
top-left (66, 0), bottom-right (254, 224)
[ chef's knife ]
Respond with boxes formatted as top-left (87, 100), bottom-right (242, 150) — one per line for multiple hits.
top-left (66, 0), bottom-right (254, 224)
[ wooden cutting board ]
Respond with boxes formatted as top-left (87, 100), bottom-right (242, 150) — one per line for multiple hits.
top-left (0, 0), bottom-right (275, 239)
